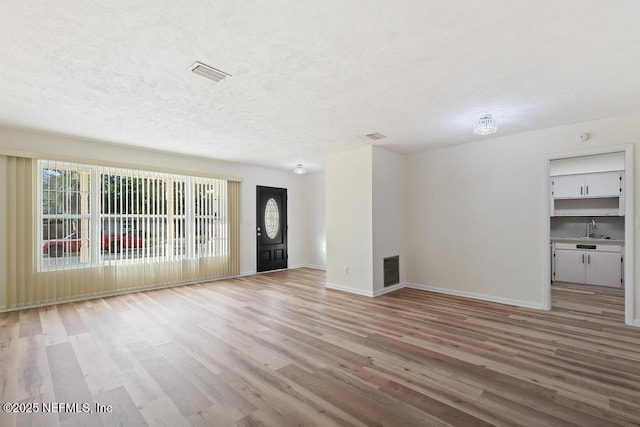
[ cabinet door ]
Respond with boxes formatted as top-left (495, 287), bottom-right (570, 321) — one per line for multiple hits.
top-left (585, 251), bottom-right (622, 287)
top-left (584, 172), bottom-right (621, 198)
top-left (552, 175), bottom-right (584, 198)
top-left (554, 250), bottom-right (586, 283)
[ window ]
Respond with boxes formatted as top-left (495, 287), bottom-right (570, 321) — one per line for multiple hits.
top-left (39, 160), bottom-right (229, 270)
top-left (41, 162), bottom-right (91, 267)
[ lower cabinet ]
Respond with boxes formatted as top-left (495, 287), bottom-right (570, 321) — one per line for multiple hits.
top-left (553, 242), bottom-right (623, 288)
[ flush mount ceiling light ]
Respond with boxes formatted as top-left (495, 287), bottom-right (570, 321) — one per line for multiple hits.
top-left (293, 164), bottom-right (306, 174)
top-left (189, 61), bottom-right (231, 82)
top-left (473, 114), bottom-right (497, 135)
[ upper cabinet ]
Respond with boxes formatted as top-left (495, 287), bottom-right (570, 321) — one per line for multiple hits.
top-left (552, 171), bottom-right (622, 199)
top-left (551, 171), bottom-right (624, 217)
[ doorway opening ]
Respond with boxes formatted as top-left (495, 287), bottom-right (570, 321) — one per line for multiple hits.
top-left (543, 145), bottom-right (635, 326)
top-left (256, 186), bottom-right (288, 272)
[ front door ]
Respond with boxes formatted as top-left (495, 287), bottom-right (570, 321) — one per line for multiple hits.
top-left (256, 186), bottom-right (287, 272)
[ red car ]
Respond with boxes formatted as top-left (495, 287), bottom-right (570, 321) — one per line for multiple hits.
top-left (102, 231), bottom-right (143, 253)
top-left (43, 231), bottom-right (143, 257)
top-left (42, 232), bottom-right (82, 257)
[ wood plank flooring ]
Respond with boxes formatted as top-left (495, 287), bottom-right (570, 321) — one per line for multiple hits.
top-left (1, 268), bottom-right (639, 426)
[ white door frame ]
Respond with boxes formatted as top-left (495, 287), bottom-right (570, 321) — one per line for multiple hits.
top-left (542, 144), bottom-right (635, 326)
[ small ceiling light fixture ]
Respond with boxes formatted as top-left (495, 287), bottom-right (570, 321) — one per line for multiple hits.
top-left (473, 114), bottom-right (497, 135)
top-left (293, 164), bottom-right (306, 174)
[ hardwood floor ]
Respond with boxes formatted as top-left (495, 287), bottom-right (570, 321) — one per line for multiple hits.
top-left (1, 268), bottom-right (639, 426)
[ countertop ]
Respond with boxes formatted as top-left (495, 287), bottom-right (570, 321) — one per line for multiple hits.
top-left (551, 237), bottom-right (625, 244)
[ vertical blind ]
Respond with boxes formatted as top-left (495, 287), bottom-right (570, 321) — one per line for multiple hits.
top-left (1, 156), bottom-right (240, 310)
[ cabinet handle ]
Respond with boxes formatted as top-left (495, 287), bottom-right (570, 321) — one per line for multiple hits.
top-left (587, 254), bottom-right (590, 264)
top-left (586, 185), bottom-right (589, 195)
top-left (582, 254), bottom-right (585, 264)
top-left (580, 186), bottom-right (583, 195)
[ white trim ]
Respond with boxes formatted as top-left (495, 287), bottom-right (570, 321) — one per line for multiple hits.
top-left (373, 283), bottom-right (406, 297)
top-left (302, 264), bottom-right (327, 271)
top-left (325, 280), bottom-right (544, 308)
top-left (623, 145), bottom-right (635, 326)
top-left (405, 283), bottom-right (544, 310)
top-left (288, 263), bottom-right (326, 271)
top-left (542, 157), bottom-right (552, 311)
top-left (325, 282), bottom-right (374, 297)
top-left (546, 144), bottom-right (631, 160)
top-left (543, 144), bottom-right (636, 327)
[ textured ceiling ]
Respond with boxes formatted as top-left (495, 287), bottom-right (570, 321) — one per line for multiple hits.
top-left (1, 1), bottom-right (640, 172)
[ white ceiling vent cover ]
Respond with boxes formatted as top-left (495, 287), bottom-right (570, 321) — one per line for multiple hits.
top-left (190, 61), bottom-right (231, 82)
top-left (366, 132), bottom-right (386, 141)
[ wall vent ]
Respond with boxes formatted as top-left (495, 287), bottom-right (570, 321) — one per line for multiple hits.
top-left (366, 132), bottom-right (386, 141)
top-left (190, 61), bottom-right (231, 82)
top-left (383, 255), bottom-right (400, 287)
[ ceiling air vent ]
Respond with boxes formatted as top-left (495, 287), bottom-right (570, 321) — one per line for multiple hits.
top-left (366, 132), bottom-right (386, 141)
top-left (190, 61), bottom-right (231, 82)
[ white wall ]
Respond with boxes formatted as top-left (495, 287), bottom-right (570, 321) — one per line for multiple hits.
top-left (372, 147), bottom-right (405, 292)
top-left (303, 171), bottom-right (327, 269)
top-left (405, 111), bottom-right (640, 321)
top-left (326, 146), bottom-right (373, 294)
top-left (0, 127), bottom-right (312, 276)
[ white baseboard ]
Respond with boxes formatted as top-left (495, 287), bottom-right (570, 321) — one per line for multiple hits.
top-left (325, 282), bottom-right (374, 297)
top-left (373, 283), bottom-right (406, 297)
top-left (325, 280), bottom-right (542, 308)
top-left (405, 282), bottom-right (543, 310)
top-left (288, 264), bottom-right (326, 270)
top-left (325, 282), bottom-right (406, 297)
top-left (302, 264), bottom-right (327, 271)
top-left (238, 272), bottom-right (545, 311)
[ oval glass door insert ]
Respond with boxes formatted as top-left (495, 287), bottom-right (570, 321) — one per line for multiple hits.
top-left (264, 198), bottom-right (279, 239)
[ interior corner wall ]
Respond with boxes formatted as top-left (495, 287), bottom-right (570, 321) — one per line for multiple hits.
top-left (303, 171), bottom-right (327, 270)
top-left (405, 111), bottom-right (640, 318)
top-left (326, 146), bottom-right (373, 294)
top-left (372, 147), bottom-right (405, 292)
top-left (0, 127), bottom-right (311, 280)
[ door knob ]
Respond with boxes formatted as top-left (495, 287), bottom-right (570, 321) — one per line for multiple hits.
top-left (257, 232), bottom-right (261, 237)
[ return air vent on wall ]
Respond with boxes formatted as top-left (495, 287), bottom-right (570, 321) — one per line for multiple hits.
top-left (366, 132), bottom-right (386, 141)
top-left (190, 61), bottom-right (231, 82)
top-left (383, 255), bottom-right (400, 287)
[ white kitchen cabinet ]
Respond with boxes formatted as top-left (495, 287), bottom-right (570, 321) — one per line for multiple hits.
top-left (554, 249), bottom-right (586, 283)
top-left (553, 242), bottom-right (623, 288)
top-left (551, 171), bottom-right (624, 216)
top-left (586, 251), bottom-right (623, 287)
top-left (551, 171), bottom-right (622, 199)
top-left (552, 174), bottom-right (587, 198)
top-left (585, 172), bottom-right (623, 198)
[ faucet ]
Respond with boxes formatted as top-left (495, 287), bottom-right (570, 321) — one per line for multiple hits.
top-left (586, 218), bottom-right (597, 238)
